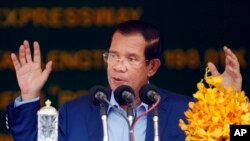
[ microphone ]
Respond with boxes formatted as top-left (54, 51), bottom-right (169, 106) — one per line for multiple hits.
top-left (139, 84), bottom-right (160, 105)
top-left (89, 85), bottom-right (108, 106)
top-left (114, 85), bottom-right (135, 128)
top-left (114, 85), bottom-right (135, 105)
top-left (139, 84), bottom-right (160, 141)
top-left (89, 85), bottom-right (109, 141)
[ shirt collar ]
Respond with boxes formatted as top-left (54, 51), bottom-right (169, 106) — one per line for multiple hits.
top-left (108, 92), bottom-right (148, 113)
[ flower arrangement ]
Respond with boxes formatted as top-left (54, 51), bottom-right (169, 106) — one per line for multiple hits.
top-left (179, 68), bottom-right (250, 141)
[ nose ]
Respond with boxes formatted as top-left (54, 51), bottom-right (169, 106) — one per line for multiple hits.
top-left (113, 59), bottom-right (128, 72)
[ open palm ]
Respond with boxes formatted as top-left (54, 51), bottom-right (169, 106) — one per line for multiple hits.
top-left (11, 40), bottom-right (52, 100)
top-left (207, 46), bottom-right (242, 92)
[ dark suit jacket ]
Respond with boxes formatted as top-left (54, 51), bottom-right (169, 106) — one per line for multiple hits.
top-left (6, 88), bottom-right (193, 141)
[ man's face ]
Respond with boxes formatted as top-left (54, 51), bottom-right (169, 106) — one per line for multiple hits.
top-left (107, 32), bottom-right (151, 97)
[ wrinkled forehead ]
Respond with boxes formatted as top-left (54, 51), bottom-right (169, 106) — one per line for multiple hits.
top-left (109, 32), bottom-right (147, 57)
top-left (113, 30), bottom-right (146, 41)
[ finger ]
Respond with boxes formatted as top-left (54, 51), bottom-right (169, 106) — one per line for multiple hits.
top-left (225, 55), bottom-right (240, 73)
top-left (223, 46), bottom-right (238, 61)
top-left (41, 61), bottom-right (53, 82)
top-left (33, 41), bottom-right (41, 64)
top-left (11, 53), bottom-right (21, 71)
top-left (226, 54), bottom-right (239, 67)
top-left (207, 62), bottom-right (220, 76)
top-left (226, 57), bottom-right (242, 91)
top-left (24, 40), bottom-right (32, 63)
top-left (223, 46), bottom-right (240, 74)
top-left (19, 44), bottom-right (27, 66)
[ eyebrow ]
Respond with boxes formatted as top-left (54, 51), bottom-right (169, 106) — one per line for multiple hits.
top-left (108, 50), bottom-right (117, 54)
top-left (108, 50), bottom-right (141, 58)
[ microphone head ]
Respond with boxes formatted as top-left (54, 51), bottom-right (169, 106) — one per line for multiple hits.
top-left (114, 85), bottom-right (135, 105)
top-left (139, 84), bottom-right (159, 105)
top-left (89, 85), bottom-right (108, 106)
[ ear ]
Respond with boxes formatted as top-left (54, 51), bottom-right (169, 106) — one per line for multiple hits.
top-left (147, 59), bottom-right (161, 77)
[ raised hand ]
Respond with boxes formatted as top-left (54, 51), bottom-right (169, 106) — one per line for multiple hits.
top-left (11, 40), bottom-right (52, 101)
top-left (207, 46), bottom-right (242, 92)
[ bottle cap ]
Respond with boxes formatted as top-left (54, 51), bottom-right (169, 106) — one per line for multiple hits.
top-left (38, 99), bottom-right (58, 115)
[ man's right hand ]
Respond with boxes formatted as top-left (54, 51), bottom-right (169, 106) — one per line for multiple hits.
top-left (11, 40), bottom-right (52, 101)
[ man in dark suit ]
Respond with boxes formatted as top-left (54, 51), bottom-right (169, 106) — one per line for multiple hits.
top-left (6, 20), bottom-right (242, 141)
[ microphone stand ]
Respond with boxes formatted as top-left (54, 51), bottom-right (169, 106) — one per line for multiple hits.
top-left (127, 103), bottom-right (134, 141)
top-left (100, 102), bottom-right (109, 141)
top-left (153, 107), bottom-right (160, 141)
top-left (127, 104), bottom-right (134, 126)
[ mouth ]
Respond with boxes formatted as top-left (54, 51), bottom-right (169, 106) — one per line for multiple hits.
top-left (112, 77), bottom-right (127, 85)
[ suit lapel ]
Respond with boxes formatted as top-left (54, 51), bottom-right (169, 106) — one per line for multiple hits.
top-left (145, 91), bottom-right (169, 141)
top-left (86, 89), bottom-right (112, 141)
top-left (86, 104), bottom-right (103, 141)
top-left (145, 111), bottom-right (154, 141)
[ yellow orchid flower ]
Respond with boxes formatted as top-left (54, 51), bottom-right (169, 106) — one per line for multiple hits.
top-left (179, 67), bottom-right (250, 140)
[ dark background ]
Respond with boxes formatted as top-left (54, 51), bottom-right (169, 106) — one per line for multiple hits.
top-left (0, 0), bottom-right (249, 139)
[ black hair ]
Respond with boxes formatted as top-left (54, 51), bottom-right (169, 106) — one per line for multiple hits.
top-left (109, 20), bottom-right (163, 61)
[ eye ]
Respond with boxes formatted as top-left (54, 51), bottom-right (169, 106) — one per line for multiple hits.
top-left (128, 57), bottom-right (137, 62)
top-left (109, 53), bottom-right (118, 60)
